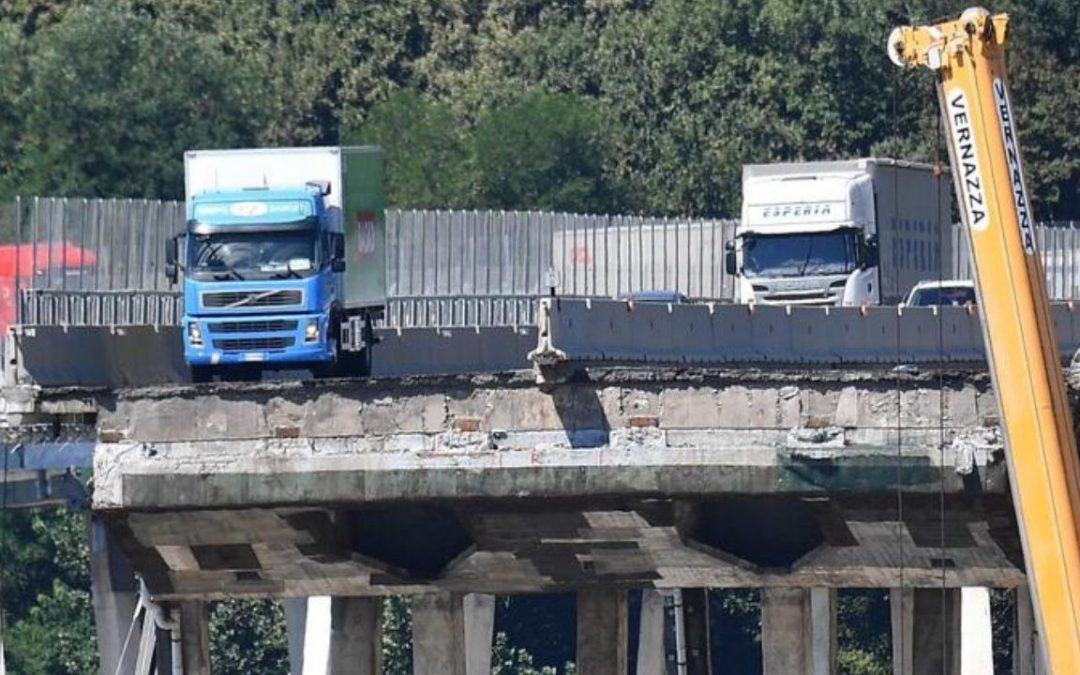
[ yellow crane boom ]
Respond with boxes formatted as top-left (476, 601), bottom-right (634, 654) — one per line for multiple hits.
top-left (889, 7), bottom-right (1080, 673)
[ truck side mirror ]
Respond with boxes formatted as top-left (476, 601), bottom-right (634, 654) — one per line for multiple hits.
top-left (165, 237), bottom-right (179, 284)
top-left (725, 250), bottom-right (737, 276)
top-left (331, 233), bottom-right (346, 272)
top-left (863, 237), bottom-right (879, 268)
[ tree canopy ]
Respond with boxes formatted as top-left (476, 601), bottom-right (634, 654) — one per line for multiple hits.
top-left (0, 0), bottom-right (1078, 217)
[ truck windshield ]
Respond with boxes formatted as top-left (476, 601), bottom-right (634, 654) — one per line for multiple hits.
top-left (189, 231), bottom-right (318, 280)
top-left (742, 230), bottom-right (859, 278)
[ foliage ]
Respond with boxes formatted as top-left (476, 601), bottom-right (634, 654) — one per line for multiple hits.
top-left (4, 579), bottom-right (97, 675)
top-left (209, 599), bottom-right (289, 674)
top-left (0, 509), bottom-right (96, 674)
top-left (491, 631), bottom-right (561, 675)
top-left (1, 0), bottom-right (263, 200)
top-left (382, 595), bottom-right (413, 675)
top-left (837, 590), bottom-right (890, 675)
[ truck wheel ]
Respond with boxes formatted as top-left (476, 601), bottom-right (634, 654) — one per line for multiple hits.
top-left (190, 366), bottom-right (213, 384)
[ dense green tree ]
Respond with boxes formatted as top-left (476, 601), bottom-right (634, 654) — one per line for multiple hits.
top-left (209, 599), bottom-right (289, 674)
top-left (3, 0), bottom-right (262, 200)
top-left (349, 89), bottom-right (475, 209)
top-left (0, 509), bottom-right (96, 674)
top-left (472, 92), bottom-right (623, 212)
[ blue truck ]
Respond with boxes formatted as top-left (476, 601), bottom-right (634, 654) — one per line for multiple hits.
top-left (165, 146), bottom-right (385, 381)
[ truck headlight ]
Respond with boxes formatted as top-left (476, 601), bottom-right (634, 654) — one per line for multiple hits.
top-left (188, 322), bottom-right (203, 346)
top-left (304, 319), bottom-right (319, 342)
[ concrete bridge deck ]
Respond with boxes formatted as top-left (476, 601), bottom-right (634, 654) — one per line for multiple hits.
top-left (3, 366), bottom-right (1022, 601)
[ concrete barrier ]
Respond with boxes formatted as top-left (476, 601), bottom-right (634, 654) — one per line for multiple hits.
top-left (7, 325), bottom-right (536, 387)
top-left (530, 298), bottom-right (1080, 368)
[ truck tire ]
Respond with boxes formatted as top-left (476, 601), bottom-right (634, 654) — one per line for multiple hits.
top-left (190, 366), bottom-right (213, 384)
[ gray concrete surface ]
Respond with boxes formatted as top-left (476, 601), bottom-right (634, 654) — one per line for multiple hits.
top-left (576, 589), bottom-right (627, 675)
top-left (411, 593), bottom-right (494, 675)
top-left (89, 519), bottom-right (138, 675)
top-left (179, 601), bottom-right (210, 675)
top-left (328, 597), bottom-right (381, 675)
top-left (0, 366), bottom-right (1040, 604)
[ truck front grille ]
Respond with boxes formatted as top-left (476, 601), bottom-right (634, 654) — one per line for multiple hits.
top-left (212, 337), bottom-right (295, 351)
top-left (208, 320), bottom-right (299, 334)
top-left (202, 290), bottom-right (302, 308)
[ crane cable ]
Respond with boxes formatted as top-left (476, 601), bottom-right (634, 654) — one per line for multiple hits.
top-left (890, 60), bottom-right (907, 675)
top-left (1, 442), bottom-right (10, 674)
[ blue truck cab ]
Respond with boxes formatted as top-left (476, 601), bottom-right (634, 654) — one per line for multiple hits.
top-left (166, 146), bottom-right (385, 381)
top-left (181, 185), bottom-right (343, 374)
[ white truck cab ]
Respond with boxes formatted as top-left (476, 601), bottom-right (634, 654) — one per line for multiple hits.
top-left (726, 159), bottom-right (951, 306)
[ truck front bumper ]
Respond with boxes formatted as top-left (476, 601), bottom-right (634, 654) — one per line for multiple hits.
top-left (183, 312), bottom-right (334, 366)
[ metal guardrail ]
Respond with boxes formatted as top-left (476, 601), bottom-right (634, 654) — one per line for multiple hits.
top-left (5, 198), bottom-right (1080, 331)
top-left (19, 289), bottom-right (183, 327)
top-left (385, 295), bottom-right (537, 329)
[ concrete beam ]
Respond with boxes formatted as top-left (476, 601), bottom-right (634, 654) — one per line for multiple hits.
top-left (328, 597), bottom-right (382, 675)
top-left (576, 589), bottom-right (628, 675)
top-left (892, 588), bottom-right (960, 675)
top-left (89, 519), bottom-right (138, 675)
top-left (412, 593), bottom-right (493, 675)
top-left (179, 601), bottom-right (211, 675)
top-left (636, 590), bottom-right (667, 675)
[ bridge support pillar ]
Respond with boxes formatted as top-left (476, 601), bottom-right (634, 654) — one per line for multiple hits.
top-left (891, 588), bottom-right (961, 675)
top-left (682, 588), bottom-right (712, 674)
top-left (761, 587), bottom-right (835, 675)
top-left (284, 598), bottom-right (310, 675)
top-left (576, 588), bottom-right (628, 675)
top-left (960, 587), bottom-right (993, 675)
top-left (1013, 586), bottom-right (1048, 675)
top-left (89, 518), bottom-right (138, 675)
top-left (328, 597), bottom-right (382, 675)
top-left (179, 601), bottom-right (211, 675)
top-left (412, 593), bottom-right (494, 675)
top-left (636, 590), bottom-right (667, 675)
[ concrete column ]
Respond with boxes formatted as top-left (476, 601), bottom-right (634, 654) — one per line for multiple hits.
top-left (89, 519), bottom-right (139, 675)
top-left (761, 588), bottom-right (807, 675)
top-left (682, 588), bottom-right (711, 675)
top-left (891, 588), bottom-right (960, 675)
top-left (179, 601), bottom-right (211, 675)
top-left (809, 588), bottom-right (837, 675)
top-left (412, 593), bottom-right (494, 675)
top-left (960, 588), bottom-right (992, 675)
top-left (1014, 586), bottom-right (1048, 675)
top-left (890, 588), bottom-right (914, 675)
top-left (463, 594), bottom-right (495, 675)
top-left (576, 588), bottom-right (628, 675)
top-left (760, 588), bottom-right (835, 675)
top-left (636, 590), bottom-right (667, 675)
top-left (328, 598), bottom-right (382, 675)
top-left (284, 598), bottom-right (308, 675)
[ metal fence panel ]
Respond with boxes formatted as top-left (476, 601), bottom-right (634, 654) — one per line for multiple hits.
top-left (4, 197), bottom-right (1080, 331)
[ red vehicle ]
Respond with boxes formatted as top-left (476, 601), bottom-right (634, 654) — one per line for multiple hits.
top-left (0, 243), bottom-right (98, 335)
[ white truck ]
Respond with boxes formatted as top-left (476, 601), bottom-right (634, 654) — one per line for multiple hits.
top-left (725, 158), bottom-right (952, 306)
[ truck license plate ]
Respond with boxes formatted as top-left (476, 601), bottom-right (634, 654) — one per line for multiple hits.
top-left (242, 352), bottom-right (266, 362)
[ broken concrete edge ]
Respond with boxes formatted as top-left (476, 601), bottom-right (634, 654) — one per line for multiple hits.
top-left (12, 364), bottom-right (1002, 403)
top-left (90, 437), bottom-right (1011, 510)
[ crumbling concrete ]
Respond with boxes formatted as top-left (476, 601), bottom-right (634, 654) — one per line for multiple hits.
top-left (0, 368), bottom-right (1031, 598)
